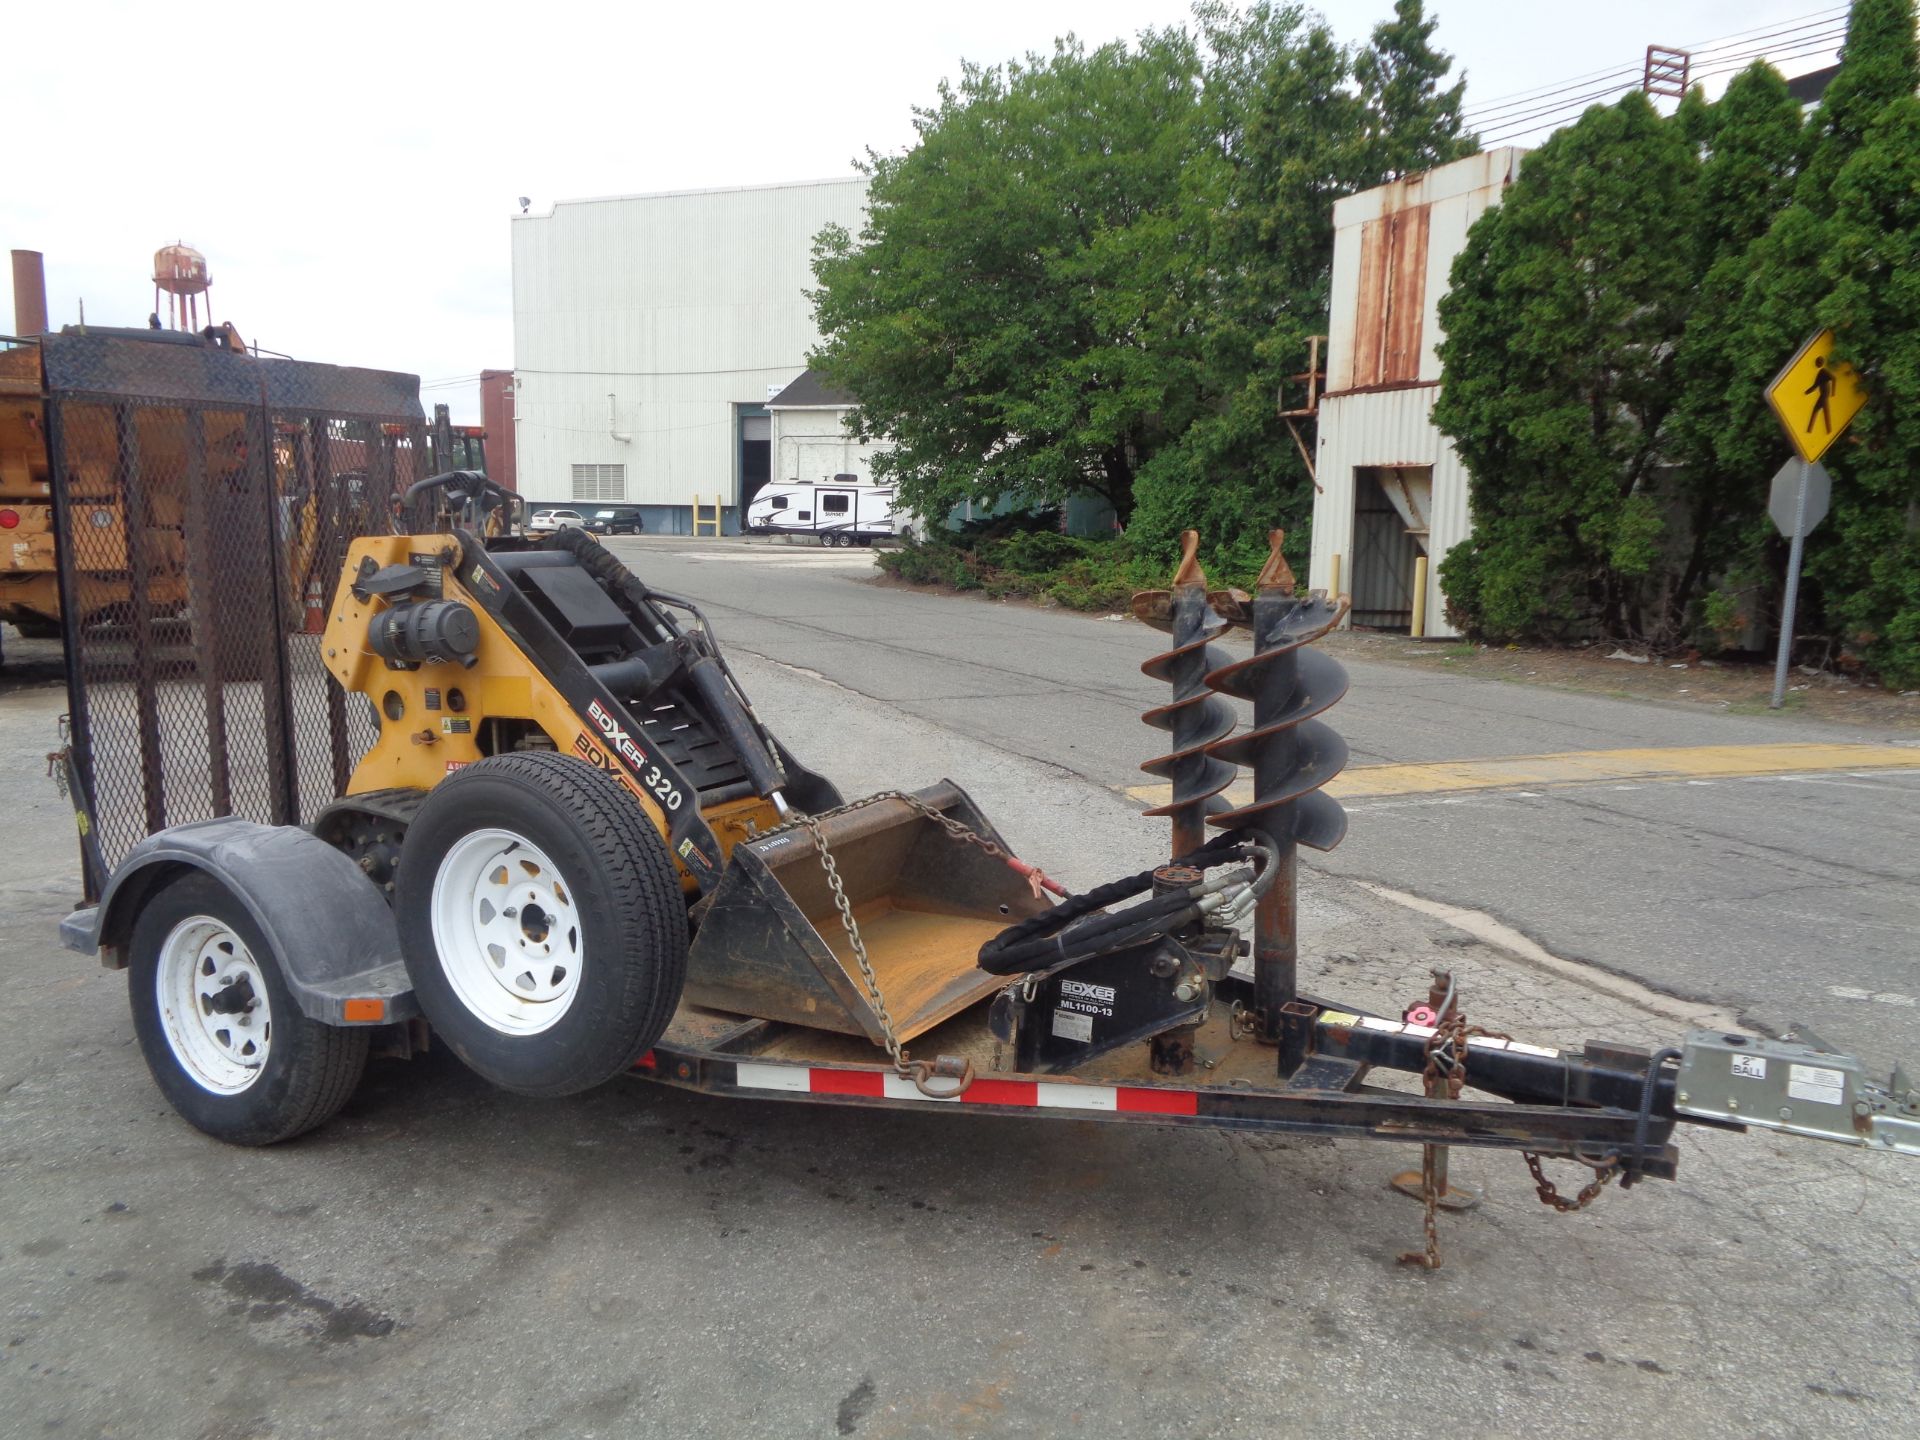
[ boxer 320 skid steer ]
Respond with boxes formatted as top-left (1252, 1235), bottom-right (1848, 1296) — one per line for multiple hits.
top-left (63, 471), bottom-right (1916, 1266)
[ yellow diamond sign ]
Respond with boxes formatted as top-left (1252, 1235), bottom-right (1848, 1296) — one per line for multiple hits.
top-left (1766, 328), bottom-right (1867, 464)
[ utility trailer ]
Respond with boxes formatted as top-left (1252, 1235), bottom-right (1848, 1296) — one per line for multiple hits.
top-left (48, 461), bottom-right (1917, 1267)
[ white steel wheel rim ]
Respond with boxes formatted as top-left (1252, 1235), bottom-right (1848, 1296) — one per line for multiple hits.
top-left (156, 916), bottom-right (272, 1095)
top-left (430, 828), bottom-right (585, 1036)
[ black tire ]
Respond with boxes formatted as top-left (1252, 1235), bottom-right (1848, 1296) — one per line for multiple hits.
top-left (395, 752), bottom-right (687, 1098)
top-left (128, 872), bottom-right (369, 1145)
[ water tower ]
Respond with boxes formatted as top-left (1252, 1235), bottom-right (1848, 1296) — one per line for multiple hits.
top-left (153, 243), bottom-right (211, 330)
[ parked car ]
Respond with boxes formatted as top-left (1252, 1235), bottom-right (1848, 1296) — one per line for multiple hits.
top-left (586, 506), bottom-right (646, 536)
top-left (526, 508), bottom-right (586, 534)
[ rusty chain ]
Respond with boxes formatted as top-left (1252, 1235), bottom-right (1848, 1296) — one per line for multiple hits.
top-left (1521, 1151), bottom-right (1621, 1212)
top-left (790, 792), bottom-right (1006, 1099)
top-left (1399, 1000), bottom-right (1471, 1270)
top-left (798, 812), bottom-right (914, 1077)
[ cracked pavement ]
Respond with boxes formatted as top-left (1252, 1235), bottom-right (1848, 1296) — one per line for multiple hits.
top-left (1, 551), bottom-right (1916, 1440)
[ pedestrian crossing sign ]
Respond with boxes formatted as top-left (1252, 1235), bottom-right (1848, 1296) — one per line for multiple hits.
top-left (1766, 328), bottom-right (1867, 464)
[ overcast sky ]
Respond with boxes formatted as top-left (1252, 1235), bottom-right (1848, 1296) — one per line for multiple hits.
top-left (8, 1), bottom-right (1845, 422)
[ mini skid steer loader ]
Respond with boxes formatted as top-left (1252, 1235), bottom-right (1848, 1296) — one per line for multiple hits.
top-left (62, 470), bottom-right (1917, 1266)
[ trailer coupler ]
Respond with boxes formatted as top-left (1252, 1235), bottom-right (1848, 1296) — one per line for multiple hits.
top-left (1674, 1029), bottom-right (1920, 1155)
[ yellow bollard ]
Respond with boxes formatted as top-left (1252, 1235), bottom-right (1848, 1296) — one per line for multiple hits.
top-left (1412, 554), bottom-right (1429, 638)
top-left (1329, 552), bottom-right (1342, 602)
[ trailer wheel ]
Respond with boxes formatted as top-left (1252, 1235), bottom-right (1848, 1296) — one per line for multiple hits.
top-left (128, 872), bottom-right (369, 1145)
top-left (396, 753), bottom-right (687, 1097)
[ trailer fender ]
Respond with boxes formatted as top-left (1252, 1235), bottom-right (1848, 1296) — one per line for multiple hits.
top-left (61, 818), bottom-right (416, 1026)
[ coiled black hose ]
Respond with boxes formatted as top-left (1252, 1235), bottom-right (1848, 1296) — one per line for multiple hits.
top-left (978, 829), bottom-right (1274, 976)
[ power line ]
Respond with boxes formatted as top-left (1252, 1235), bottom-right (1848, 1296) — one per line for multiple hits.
top-left (1463, 5), bottom-right (1851, 136)
top-left (1478, 26), bottom-right (1849, 145)
top-left (1693, 36), bottom-right (1847, 82)
top-left (1684, 8), bottom-right (1850, 58)
top-left (1462, 68), bottom-right (1641, 126)
top-left (1458, 4), bottom-right (1847, 116)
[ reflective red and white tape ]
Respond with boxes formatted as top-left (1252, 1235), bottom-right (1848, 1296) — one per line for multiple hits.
top-left (732, 1061), bottom-right (1199, 1114)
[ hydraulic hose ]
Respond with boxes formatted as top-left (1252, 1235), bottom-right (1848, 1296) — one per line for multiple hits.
top-left (978, 829), bottom-right (1276, 976)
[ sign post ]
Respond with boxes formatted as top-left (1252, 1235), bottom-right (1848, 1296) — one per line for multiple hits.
top-left (1763, 331), bottom-right (1864, 709)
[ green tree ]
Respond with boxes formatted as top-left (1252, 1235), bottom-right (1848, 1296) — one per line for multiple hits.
top-left (1127, 0), bottom-right (1474, 570)
top-left (1795, 0), bottom-right (1920, 209)
top-left (1669, 63), bottom-right (1805, 643)
top-left (1433, 94), bottom-right (1701, 642)
top-left (809, 32), bottom-right (1209, 524)
top-left (1352, 0), bottom-right (1474, 180)
top-left (1712, 0), bottom-right (1919, 671)
top-left (1812, 95), bottom-right (1920, 684)
top-left (809, 2), bottom-right (1473, 568)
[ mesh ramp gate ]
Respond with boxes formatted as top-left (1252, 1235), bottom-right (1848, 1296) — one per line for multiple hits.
top-left (41, 328), bottom-right (429, 897)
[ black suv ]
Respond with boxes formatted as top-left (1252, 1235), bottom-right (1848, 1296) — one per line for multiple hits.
top-left (586, 506), bottom-right (646, 536)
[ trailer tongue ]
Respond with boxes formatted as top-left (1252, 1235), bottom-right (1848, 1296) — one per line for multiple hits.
top-left (49, 454), bottom-right (1915, 1266)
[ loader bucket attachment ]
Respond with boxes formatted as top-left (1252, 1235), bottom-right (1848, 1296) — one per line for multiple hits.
top-left (683, 782), bottom-right (1050, 1043)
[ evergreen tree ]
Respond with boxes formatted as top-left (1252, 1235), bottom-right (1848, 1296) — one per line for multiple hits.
top-left (1669, 63), bottom-right (1805, 644)
top-left (1432, 94), bottom-right (1701, 642)
top-left (1795, 0), bottom-right (1920, 209)
top-left (1127, 1), bottom-right (1473, 570)
top-left (1811, 95), bottom-right (1920, 684)
top-left (1715, 0), bottom-right (1918, 672)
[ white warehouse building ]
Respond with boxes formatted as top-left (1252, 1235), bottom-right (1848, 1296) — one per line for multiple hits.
top-left (510, 177), bottom-right (870, 532)
top-left (1308, 148), bottom-right (1526, 638)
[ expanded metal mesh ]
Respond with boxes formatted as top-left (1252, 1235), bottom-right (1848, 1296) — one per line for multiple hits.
top-left (42, 330), bottom-right (427, 894)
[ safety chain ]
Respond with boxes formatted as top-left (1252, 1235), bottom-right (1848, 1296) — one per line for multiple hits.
top-left (799, 813), bottom-right (913, 1076)
top-left (45, 714), bottom-right (73, 799)
top-left (1521, 1151), bottom-right (1620, 1212)
top-left (1400, 1002), bottom-right (1472, 1270)
top-left (789, 791), bottom-right (1018, 1098)
top-left (1394, 976), bottom-right (1622, 1266)
top-left (770, 790), bottom-right (1060, 895)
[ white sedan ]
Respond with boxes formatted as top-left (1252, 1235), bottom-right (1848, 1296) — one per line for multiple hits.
top-left (526, 508), bottom-right (586, 534)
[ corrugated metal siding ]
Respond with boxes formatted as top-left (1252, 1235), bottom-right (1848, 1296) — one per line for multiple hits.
top-left (510, 178), bottom-right (869, 506)
top-left (1312, 149), bottom-right (1527, 637)
top-left (1310, 387), bottom-right (1473, 639)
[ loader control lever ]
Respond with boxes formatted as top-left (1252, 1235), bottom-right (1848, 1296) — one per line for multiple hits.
top-left (404, 469), bottom-right (515, 531)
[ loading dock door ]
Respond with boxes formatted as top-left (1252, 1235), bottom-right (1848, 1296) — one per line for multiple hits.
top-left (740, 412), bottom-right (771, 510)
top-left (1350, 466), bottom-right (1430, 632)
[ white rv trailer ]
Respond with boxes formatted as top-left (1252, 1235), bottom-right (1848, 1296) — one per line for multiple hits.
top-left (743, 476), bottom-right (908, 546)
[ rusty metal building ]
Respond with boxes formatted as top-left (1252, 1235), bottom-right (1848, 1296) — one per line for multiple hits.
top-left (1308, 148), bottom-right (1526, 637)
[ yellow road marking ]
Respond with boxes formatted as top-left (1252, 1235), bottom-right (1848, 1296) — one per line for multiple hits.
top-left (1124, 743), bottom-right (1920, 808)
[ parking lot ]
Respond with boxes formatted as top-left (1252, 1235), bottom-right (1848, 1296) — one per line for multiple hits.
top-left (3, 595), bottom-right (1916, 1439)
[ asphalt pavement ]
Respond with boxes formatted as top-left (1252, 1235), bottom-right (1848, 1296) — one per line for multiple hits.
top-left (607, 536), bottom-right (1920, 1073)
top-left (2, 554), bottom-right (1916, 1440)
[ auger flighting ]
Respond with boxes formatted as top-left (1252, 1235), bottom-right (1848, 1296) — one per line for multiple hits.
top-left (1132, 532), bottom-right (1242, 860)
top-left (1139, 530), bottom-right (1350, 1061)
